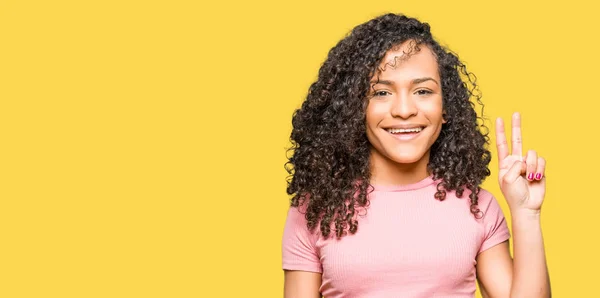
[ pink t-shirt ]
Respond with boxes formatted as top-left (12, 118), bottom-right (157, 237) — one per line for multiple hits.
top-left (282, 175), bottom-right (510, 298)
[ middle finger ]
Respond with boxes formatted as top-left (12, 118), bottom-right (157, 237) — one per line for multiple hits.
top-left (512, 112), bottom-right (523, 157)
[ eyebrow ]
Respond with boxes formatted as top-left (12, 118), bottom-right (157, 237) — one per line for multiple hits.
top-left (370, 77), bottom-right (439, 86)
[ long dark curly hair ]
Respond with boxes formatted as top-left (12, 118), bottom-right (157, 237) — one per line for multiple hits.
top-left (285, 13), bottom-right (491, 239)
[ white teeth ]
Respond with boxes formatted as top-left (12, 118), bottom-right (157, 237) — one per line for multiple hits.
top-left (387, 127), bottom-right (423, 134)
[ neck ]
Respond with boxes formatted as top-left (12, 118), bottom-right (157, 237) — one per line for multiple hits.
top-left (369, 148), bottom-right (431, 186)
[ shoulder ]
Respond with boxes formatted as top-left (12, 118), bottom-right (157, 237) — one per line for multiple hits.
top-left (285, 200), bottom-right (311, 220)
top-left (283, 202), bottom-right (320, 238)
top-left (472, 188), bottom-right (509, 232)
top-left (284, 203), bottom-right (308, 227)
top-left (475, 188), bottom-right (504, 213)
top-left (475, 188), bottom-right (497, 204)
top-left (433, 182), bottom-right (497, 203)
top-left (448, 185), bottom-right (499, 208)
top-left (282, 202), bottom-right (324, 273)
top-left (437, 185), bottom-right (505, 219)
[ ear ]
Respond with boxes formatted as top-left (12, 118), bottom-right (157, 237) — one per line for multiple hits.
top-left (442, 110), bottom-right (448, 124)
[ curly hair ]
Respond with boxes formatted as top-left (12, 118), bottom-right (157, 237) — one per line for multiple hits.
top-left (285, 13), bottom-right (491, 239)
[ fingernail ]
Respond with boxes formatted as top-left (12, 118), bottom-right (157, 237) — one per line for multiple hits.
top-left (535, 173), bottom-right (542, 180)
top-left (527, 173), bottom-right (534, 180)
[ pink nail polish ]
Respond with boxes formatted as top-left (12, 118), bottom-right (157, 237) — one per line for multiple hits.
top-left (535, 173), bottom-right (542, 180)
top-left (527, 173), bottom-right (534, 180)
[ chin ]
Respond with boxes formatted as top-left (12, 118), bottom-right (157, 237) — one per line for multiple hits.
top-left (387, 153), bottom-right (424, 165)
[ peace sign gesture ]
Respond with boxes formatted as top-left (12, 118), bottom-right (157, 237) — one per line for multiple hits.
top-left (495, 112), bottom-right (546, 213)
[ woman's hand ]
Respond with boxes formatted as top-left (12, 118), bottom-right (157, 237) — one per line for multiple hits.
top-left (495, 112), bottom-right (546, 213)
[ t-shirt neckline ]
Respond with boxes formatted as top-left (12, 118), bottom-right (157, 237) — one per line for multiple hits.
top-left (370, 174), bottom-right (437, 191)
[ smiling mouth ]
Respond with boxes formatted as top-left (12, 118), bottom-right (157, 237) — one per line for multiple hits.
top-left (383, 126), bottom-right (426, 140)
top-left (385, 127), bottom-right (425, 134)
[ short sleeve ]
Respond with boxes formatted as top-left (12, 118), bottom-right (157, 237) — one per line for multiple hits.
top-left (282, 205), bottom-right (323, 273)
top-left (478, 190), bottom-right (511, 254)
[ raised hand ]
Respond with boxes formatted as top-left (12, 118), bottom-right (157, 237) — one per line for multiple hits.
top-left (495, 112), bottom-right (546, 213)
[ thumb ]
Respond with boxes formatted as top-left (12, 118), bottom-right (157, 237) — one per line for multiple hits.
top-left (503, 160), bottom-right (526, 184)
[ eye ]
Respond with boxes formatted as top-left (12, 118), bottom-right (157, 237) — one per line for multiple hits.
top-left (415, 89), bottom-right (433, 96)
top-left (372, 90), bottom-right (391, 97)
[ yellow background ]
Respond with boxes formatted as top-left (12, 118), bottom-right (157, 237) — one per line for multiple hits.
top-left (1, 0), bottom-right (598, 297)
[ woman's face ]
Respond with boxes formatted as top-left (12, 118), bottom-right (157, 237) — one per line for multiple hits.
top-left (365, 41), bottom-right (445, 167)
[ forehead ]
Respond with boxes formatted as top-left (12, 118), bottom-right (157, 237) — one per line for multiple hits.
top-left (374, 41), bottom-right (439, 79)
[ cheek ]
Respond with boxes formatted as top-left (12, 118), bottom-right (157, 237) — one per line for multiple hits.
top-left (365, 102), bottom-right (387, 126)
top-left (421, 98), bottom-right (444, 121)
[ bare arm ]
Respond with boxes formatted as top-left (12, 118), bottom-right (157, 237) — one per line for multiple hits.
top-left (478, 114), bottom-right (551, 297)
top-left (508, 210), bottom-right (551, 298)
top-left (476, 213), bottom-right (551, 298)
top-left (284, 270), bottom-right (322, 298)
top-left (476, 241), bottom-right (513, 298)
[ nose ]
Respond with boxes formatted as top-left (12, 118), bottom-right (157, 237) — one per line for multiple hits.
top-left (390, 92), bottom-right (417, 119)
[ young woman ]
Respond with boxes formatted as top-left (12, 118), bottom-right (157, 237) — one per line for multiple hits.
top-left (282, 13), bottom-right (551, 298)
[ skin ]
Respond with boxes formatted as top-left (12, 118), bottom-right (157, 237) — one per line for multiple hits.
top-left (285, 42), bottom-right (551, 298)
top-left (366, 41), bottom-right (446, 186)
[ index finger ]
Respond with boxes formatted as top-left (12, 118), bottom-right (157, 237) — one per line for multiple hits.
top-left (495, 117), bottom-right (509, 162)
top-left (512, 112), bottom-right (523, 157)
